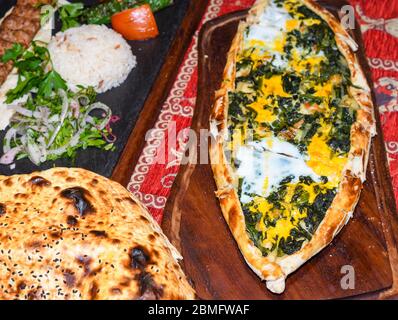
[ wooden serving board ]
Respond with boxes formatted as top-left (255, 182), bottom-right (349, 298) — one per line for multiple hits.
top-left (162, 1), bottom-right (398, 300)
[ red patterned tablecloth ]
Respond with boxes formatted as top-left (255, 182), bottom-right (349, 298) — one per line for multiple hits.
top-left (127, 0), bottom-right (398, 224)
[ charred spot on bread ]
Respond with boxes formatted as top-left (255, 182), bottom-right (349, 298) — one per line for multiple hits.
top-left (90, 178), bottom-right (99, 186)
top-left (89, 281), bottom-right (99, 300)
top-left (66, 215), bottom-right (78, 226)
top-left (76, 255), bottom-right (92, 276)
top-left (130, 247), bottom-right (150, 270)
top-left (60, 187), bottom-right (95, 216)
top-left (50, 230), bottom-right (62, 239)
top-left (17, 281), bottom-right (27, 293)
top-left (63, 270), bottom-right (76, 288)
top-left (137, 272), bottom-right (164, 300)
top-left (0, 203), bottom-right (6, 216)
top-left (139, 215), bottom-right (150, 223)
top-left (89, 230), bottom-right (108, 238)
top-left (29, 176), bottom-right (51, 187)
top-left (27, 290), bottom-right (39, 300)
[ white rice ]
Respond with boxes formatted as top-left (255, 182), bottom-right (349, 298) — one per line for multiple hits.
top-left (48, 25), bottom-right (136, 93)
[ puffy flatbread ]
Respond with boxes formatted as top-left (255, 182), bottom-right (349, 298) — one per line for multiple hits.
top-left (0, 168), bottom-right (196, 300)
top-left (210, 0), bottom-right (375, 293)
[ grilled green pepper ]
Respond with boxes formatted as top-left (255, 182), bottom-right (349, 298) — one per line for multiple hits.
top-left (58, 0), bottom-right (174, 30)
top-left (82, 0), bottom-right (174, 25)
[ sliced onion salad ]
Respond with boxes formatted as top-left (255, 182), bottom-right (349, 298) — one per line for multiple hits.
top-left (0, 88), bottom-right (117, 167)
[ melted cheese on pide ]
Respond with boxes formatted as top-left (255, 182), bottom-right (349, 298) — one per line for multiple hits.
top-left (228, 0), bottom-right (357, 257)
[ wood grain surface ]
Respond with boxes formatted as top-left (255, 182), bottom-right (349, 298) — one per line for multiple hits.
top-left (162, 1), bottom-right (398, 300)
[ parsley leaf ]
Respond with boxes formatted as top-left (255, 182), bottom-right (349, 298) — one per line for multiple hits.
top-left (5, 76), bottom-right (42, 103)
top-left (1, 43), bottom-right (24, 63)
top-left (4, 42), bottom-right (67, 102)
top-left (59, 3), bottom-right (84, 31)
top-left (38, 70), bottom-right (67, 98)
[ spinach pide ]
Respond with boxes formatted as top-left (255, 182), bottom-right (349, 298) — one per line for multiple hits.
top-left (227, 0), bottom-right (360, 258)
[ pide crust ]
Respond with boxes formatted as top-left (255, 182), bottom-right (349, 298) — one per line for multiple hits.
top-left (209, 0), bottom-right (375, 294)
top-left (0, 168), bottom-right (196, 300)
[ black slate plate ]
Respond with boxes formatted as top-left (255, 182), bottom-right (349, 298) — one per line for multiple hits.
top-left (0, 0), bottom-right (189, 177)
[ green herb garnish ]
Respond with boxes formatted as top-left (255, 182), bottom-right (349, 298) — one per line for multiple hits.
top-left (59, 2), bottom-right (85, 31)
top-left (0, 43), bottom-right (116, 167)
top-left (2, 41), bottom-right (67, 103)
top-left (1, 43), bottom-right (24, 63)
